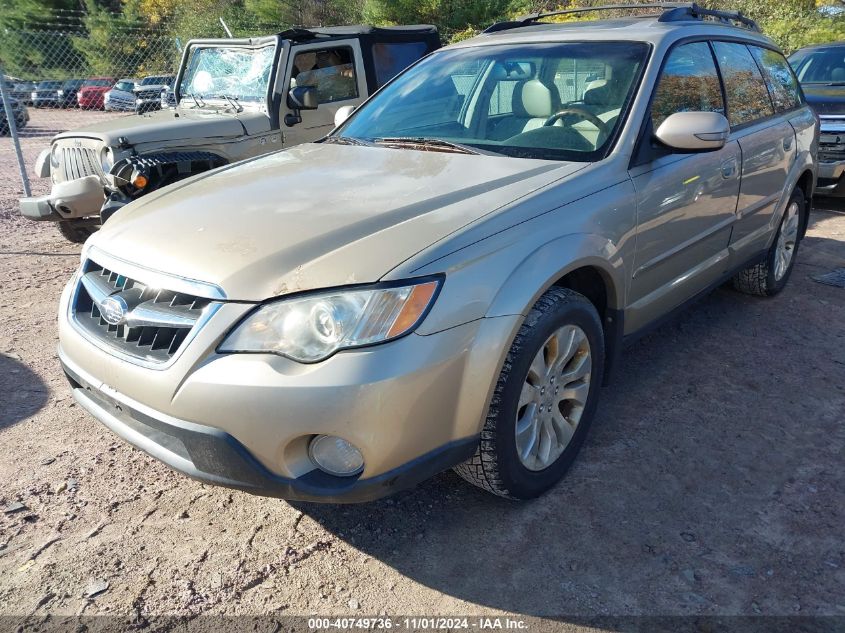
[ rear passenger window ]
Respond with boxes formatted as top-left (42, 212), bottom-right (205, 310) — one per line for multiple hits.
top-left (651, 42), bottom-right (724, 130)
top-left (750, 46), bottom-right (802, 112)
top-left (712, 42), bottom-right (774, 127)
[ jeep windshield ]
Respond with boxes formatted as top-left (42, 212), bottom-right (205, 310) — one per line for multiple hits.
top-left (179, 44), bottom-right (276, 107)
top-left (335, 42), bottom-right (649, 162)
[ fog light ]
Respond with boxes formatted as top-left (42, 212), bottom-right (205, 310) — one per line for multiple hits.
top-left (308, 435), bottom-right (364, 477)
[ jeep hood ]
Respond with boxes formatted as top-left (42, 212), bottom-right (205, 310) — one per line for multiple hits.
top-left (53, 109), bottom-right (266, 146)
top-left (89, 143), bottom-right (583, 301)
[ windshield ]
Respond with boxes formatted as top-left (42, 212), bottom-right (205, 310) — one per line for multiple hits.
top-left (336, 42), bottom-right (649, 161)
top-left (180, 44), bottom-right (276, 104)
top-left (37, 81), bottom-right (62, 89)
top-left (84, 79), bottom-right (112, 87)
top-left (789, 46), bottom-right (845, 84)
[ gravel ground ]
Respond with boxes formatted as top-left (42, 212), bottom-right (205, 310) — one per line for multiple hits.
top-left (0, 131), bottom-right (844, 626)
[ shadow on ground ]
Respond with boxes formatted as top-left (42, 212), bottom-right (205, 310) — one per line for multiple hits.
top-left (0, 354), bottom-right (49, 429)
top-left (296, 232), bottom-right (845, 616)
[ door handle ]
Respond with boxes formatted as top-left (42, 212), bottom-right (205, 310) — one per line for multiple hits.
top-left (721, 157), bottom-right (738, 179)
top-left (783, 137), bottom-right (794, 151)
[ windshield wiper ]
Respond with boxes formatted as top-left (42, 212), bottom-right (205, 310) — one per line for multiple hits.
top-left (184, 92), bottom-right (205, 108)
top-left (373, 137), bottom-right (480, 155)
top-left (323, 136), bottom-right (375, 147)
top-left (219, 94), bottom-right (242, 112)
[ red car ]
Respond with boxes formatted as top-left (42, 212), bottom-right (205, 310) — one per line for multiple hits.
top-left (76, 77), bottom-right (115, 110)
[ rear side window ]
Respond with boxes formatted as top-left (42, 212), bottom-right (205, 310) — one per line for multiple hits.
top-left (651, 42), bottom-right (724, 129)
top-left (750, 46), bottom-right (802, 112)
top-left (712, 42), bottom-right (774, 127)
top-left (372, 42), bottom-right (429, 86)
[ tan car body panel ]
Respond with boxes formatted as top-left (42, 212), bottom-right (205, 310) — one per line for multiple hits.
top-left (86, 143), bottom-right (580, 301)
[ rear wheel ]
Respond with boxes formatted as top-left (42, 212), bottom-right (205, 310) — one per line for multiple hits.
top-left (732, 189), bottom-right (805, 297)
top-left (454, 287), bottom-right (604, 499)
top-left (57, 219), bottom-right (99, 243)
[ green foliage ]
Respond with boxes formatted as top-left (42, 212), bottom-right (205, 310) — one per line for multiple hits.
top-left (2, 0), bottom-right (843, 80)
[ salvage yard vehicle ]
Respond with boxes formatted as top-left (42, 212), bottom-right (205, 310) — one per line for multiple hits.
top-left (133, 74), bottom-right (175, 113)
top-left (789, 42), bottom-right (845, 195)
top-left (104, 78), bottom-right (139, 112)
top-left (77, 77), bottom-right (116, 110)
top-left (58, 3), bottom-right (817, 503)
top-left (18, 25), bottom-right (441, 243)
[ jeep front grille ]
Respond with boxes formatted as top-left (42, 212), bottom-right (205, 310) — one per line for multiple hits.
top-left (72, 260), bottom-right (212, 364)
top-left (53, 141), bottom-right (103, 183)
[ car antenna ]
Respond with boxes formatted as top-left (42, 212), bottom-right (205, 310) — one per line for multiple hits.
top-left (219, 18), bottom-right (233, 38)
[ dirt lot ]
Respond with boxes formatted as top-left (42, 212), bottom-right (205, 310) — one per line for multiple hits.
top-left (0, 135), bottom-right (844, 626)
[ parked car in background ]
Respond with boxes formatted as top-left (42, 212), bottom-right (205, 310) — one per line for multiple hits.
top-left (77, 77), bottom-right (116, 110)
top-left (58, 79), bottom-right (85, 108)
top-left (104, 78), bottom-right (138, 112)
top-left (790, 42), bottom-right (845, 195)
top-left (20, 25), bottom-right (440, 242)
top-left (133, 74), bottom-right (175, 113)
top-left (0, 96), bottom-right (29, 135)
top-left (31, 80), bottom-right (63, 108)
top-left (160, 80), bottom-right (177, 109)
top-left (54, 7), bottom-right (816, 502)
top-left (10, 80), bottom-right (36, 106)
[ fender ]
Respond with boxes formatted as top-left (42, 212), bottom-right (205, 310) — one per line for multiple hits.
top-left (486, 232), bottom-right (626, 319)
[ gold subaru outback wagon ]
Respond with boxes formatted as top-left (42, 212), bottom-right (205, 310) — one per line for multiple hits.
top-left (58, 5), bottom-right (818, 502)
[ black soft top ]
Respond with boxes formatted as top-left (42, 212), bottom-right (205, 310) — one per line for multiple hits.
top-left (278, 24), bottom-right (439, 43)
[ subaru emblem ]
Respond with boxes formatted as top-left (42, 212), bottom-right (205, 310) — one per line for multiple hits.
top-left (99, 295), bottom-right (128, 325)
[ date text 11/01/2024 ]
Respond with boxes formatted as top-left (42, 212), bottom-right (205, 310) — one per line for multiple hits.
top-left (308, 617), bottom-right (529, 630)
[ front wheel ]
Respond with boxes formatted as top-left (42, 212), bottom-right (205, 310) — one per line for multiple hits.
top-left (732, 189), bottom-right (805, 297)
top-left (454, 287), bottom-right (605, 499)
top-left (58, 219), bottom-right (99, 244)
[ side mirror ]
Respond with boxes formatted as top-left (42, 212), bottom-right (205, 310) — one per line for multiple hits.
top-left (334, 105), bottom-right (356, 127)
top-left (287, 85), bottom-right (318, 111)
top-left (654, 112), bottom-right (729, 151)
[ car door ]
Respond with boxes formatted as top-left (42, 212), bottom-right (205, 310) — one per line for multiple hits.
top-left (282, 40), bottom-right (367, 146)
top-left (711, 41), bottom-right (796, 260)
top-left (627, 42), bottom-right (741, 333)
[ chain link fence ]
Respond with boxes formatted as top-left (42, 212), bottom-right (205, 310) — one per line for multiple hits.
top-left (1, 18), bottom-right (183, 204)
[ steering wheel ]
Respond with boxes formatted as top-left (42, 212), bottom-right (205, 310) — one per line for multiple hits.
top-left (544, 107), bottom-right (609, 136)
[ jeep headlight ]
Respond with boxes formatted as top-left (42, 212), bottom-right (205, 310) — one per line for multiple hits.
top-left (219, 279), bottom-right (441, 363)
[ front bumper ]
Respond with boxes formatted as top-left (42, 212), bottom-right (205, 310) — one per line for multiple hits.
top-left (61, 352), bottom-right (477, 502)
top-left (817, 160), bottom-right (845, 195)
top-left (19, 175), bottom-right (104, 221)
top-left (57, 272), bottom-right (518, 501)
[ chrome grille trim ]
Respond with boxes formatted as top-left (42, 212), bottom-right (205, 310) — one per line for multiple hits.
top-left (70, 256), bottom-right (222, 368)
top-left (85, 246), bottom-right (227, 300)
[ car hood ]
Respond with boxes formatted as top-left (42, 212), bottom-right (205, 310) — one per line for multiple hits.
top-left (53, 109), bottom-right (258, 146)
top-left (802, 84), bottom-right (845, 116)
top-left (88, 143), bottom-right (582, 301)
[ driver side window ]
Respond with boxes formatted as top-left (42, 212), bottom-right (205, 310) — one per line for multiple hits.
top-left (651, 42), bottom-right (724, 130)
top-left (292, 47), bottom-right (358, 104)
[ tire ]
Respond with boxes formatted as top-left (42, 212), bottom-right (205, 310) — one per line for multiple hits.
top-left (454, 287), bottom-right (605, 499)
top-left (58, 219), bottom-right (99, 244)
top-left (732, 189), bottom-right (805, 297)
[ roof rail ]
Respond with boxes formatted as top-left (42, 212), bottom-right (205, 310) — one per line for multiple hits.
top-left (484, 2), bottom-right (761, 34)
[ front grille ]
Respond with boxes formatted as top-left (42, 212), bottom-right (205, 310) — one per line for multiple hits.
top-left (54, 142), bottom-right (103, 182)
top-left (72, 260), bottom-right (212, 364)
top-left (136, 90), bottom-right (159, 100)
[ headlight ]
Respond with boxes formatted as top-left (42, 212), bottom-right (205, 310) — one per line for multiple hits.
top-left (57, 89), bottom-right (64, 96)
top-left (219, 278), bottom-right (441, 363)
